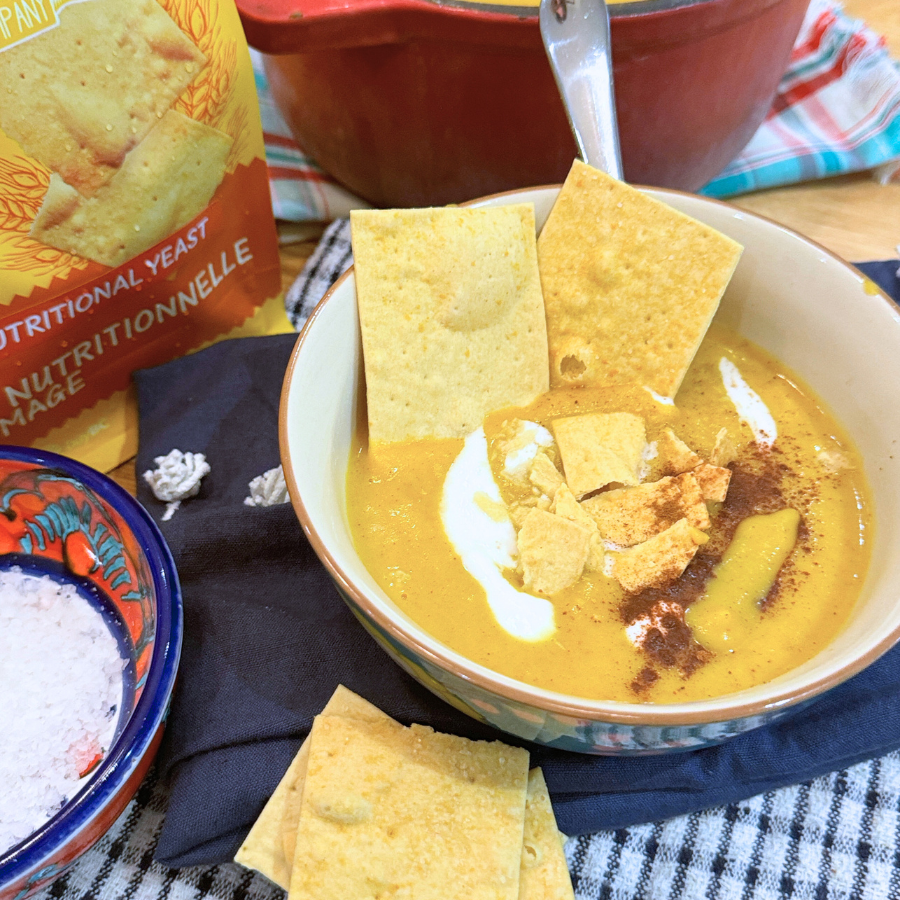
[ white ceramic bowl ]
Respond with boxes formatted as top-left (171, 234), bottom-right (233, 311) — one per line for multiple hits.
top-left (280, 186), bottom-right (900, 754)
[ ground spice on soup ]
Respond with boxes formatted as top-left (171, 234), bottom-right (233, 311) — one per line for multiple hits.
top-left (621, 444), bottom-right (818, 687)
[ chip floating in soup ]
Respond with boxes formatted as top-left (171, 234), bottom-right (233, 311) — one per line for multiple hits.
top-left (346, 162), bottom-right (871, 704)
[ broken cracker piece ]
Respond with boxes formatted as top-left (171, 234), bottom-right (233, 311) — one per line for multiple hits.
top-left (582, 472), bottom-right (710, 546)
top-left (658, 428), bottom-right (703, 475)
top-left (692, 462), bottom-right (732, 503)
top-left (529, 451), bottom-right (565, 498)
top-left (517, 508), bottom-right (590, 595)
top-left (551, 484), bottom-right (605, 573)
top-left (710, 427), bottom-right (738, 468)
top-left (613, 518), bottom-right (707, 592)
top-left (552, 412), bottom-right (646, 497)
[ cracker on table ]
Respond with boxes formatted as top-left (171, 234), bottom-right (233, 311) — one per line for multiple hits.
top-left (551, 412), bottom-right (646, 497)
top-left (288, 716), bottom-right (529, 900)
top-left (536, 160), bottom-right (743, 398)
top-left (517, 508), bottom-right (591, 596)
top-left (30, 111), bottom-right (231, 267)
top-left (234, 686), bottom-right (391, 887)
top-left (520, 769), bottom-right (575, 900)
top-left (351, 205), bottom-right (549, 444)
top-left (581, 472), bottom-right (709, 546)
top-left (612, 518), bottom-right (708, 592)
top-left (0, 0), bottom-right (206, 197)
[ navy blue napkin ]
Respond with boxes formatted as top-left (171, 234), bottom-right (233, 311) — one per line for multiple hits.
top-left (139, 261), bottom-right (900, 869)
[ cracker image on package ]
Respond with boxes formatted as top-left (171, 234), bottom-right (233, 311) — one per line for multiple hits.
top-left (0, 0), bottom-right (289, 471)
top-left (31, 111), bottom-right (233, 267)
top-left (0, 0), bottom-right (207, 197)
top-left (0, 0), bottom-right (233, 266)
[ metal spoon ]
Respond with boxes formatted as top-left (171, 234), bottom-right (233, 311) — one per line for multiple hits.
top-left (540, 0), bottom-right (623, 180)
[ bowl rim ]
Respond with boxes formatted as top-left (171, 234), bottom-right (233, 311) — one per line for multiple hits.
top-left (0, 445), bottom-right (183, 885)
top-left (280, 183), bottom-right (900, 727)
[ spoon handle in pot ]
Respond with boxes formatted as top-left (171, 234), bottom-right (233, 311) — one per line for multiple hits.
top-left (540, 0), bottom-right (624, 180)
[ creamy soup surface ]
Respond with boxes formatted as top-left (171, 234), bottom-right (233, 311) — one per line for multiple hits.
top-left (347, 322), bottom-right (872, 704)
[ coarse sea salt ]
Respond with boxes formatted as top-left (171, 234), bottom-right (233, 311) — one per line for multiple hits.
top-left (0, 567), bottom-right (125, 857)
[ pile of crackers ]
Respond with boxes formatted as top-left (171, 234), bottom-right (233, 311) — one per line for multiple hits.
top-left (512, 417), bottom-right (737, 595)
top-left (0, 0), bottom-right (231, 267)
top-left (351, 160), bottom-right (743, 597)
top-left (235, 687), bottom-right (574, 900)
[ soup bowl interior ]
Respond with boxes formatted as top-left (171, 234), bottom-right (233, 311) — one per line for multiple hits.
top-left (0, 446), bottom-right (182, 899)
top-left (280, 187), bottom-right (900, 753)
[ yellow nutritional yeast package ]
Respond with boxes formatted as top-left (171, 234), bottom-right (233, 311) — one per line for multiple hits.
top-left (0, 0), bottom-right (291, 469)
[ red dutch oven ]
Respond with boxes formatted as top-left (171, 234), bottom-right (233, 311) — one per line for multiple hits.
top-left (237, 0), bottom-right (810, 207)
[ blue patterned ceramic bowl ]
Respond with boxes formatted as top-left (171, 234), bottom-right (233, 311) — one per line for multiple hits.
top-left (280, 186), bottom-right (900, 754)
top-left (0, 446), bottom-right (182, 900)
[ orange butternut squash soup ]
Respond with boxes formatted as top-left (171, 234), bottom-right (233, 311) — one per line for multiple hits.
top-left (345, 162), bottom-right (871, 705)
top-left (346, 324), bottom-right (871, 703)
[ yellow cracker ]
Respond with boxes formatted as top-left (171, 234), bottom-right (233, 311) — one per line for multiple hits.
top-left (280, 687), bottom-right (392, 867)
top-left (351, 205), bottom-right (549, 444)
top-left (520, 769), bottom-right (575, 900)
top-left (517, 508), bottom-right (590, 596)
top-left (234, 687), bottom-right (391, 887)
top-left (528, 452), bottom-right (565, 497)
top-left (710, 427), bottom-right (738, 468)
top-left (552, 412), bottom-right (646, 497)
top-left (31, 111), bottom-right (231, 267)
top-left (234, 743), bottom-right (306, 890)
top-left (612, 518), bottom-right (707, 592)
top-left (550, 484), bottom-right (604, 573)
top-left (581, 472), bottom-right (709, 546)
top-left (537, 160), bottom-right (743, 397)
top-left (692, 462), bottom-right (732, 503)
top-left (0, 0), bottom-right (206, 197)
top-left (658, 428), bottom-right (703, 475)
top-left (289, 716), bottom-right (529, 900)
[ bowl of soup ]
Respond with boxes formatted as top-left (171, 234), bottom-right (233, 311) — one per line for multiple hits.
top-left (238, 0), bottom-right (810, 207)
top-left (279, 179), bottom-right (900, 754)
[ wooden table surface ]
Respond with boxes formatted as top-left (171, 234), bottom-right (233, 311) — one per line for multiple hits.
top-left (110, 0), bottom-right (898, 494)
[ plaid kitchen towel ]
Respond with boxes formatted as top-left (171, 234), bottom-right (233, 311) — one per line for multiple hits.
top-left (702, 0), bottom-right (900, 197)
top-left (252, 0), bottom-right (900, 218)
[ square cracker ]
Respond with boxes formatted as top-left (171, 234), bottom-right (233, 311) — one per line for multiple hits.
top-left (234, 686), bottom-right (390, 888)
top-left (537, 160), bottom-right (742, 398)
top-left (551, 412), bottom-right (646, 497)
top-left (0, 0), bottom-right (206, 197)
top-left (30, 110), bottom-right (231, 267)
top-left (289, 715), bottom-right (530, 900)
top-left (351, 205), bottom-right (549, 444)
top-left (520, 769), bottom-right (575, 900)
